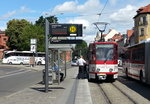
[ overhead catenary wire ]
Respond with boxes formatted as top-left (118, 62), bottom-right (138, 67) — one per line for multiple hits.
top-left (98, 0), bottom-right (109, 21)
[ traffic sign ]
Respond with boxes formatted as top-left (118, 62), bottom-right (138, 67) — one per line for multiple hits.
top-left (30, 38), bottom-right (37, 45)
top-left (30, 44), bottom-right (36, 52)
top-left (69, 25), bottom-right (77, 33)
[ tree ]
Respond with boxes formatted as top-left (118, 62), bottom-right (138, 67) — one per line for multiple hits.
top-left (5, 19), bottom-right (31, 50)
top-left (73, 40), bottom-right (88, 59)
top-left (35, 16), bottom-right (58, 26)
top-left (21, 24), bottom-right (45, 51)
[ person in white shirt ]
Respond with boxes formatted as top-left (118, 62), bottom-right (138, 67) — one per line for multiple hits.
top-left (76, 56), bottom-right (86, 78)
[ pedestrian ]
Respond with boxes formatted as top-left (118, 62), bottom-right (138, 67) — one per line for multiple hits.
top-left (53, 62), bottom-right (64, 81)
top-left (76, 55), bottom-right (86, 79)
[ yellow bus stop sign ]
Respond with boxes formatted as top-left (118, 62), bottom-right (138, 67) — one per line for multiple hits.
top-left (69, 25), bottom-right (77, 33)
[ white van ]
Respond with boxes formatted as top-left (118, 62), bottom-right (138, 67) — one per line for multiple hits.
top-left (7, 57), bottom-right (24, 65)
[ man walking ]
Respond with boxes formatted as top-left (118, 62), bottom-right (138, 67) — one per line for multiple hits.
top-left (76, 56), bottom-right (86, 79)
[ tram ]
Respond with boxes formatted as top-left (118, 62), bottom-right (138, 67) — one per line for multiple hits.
top-left (122, 40), bottom-right (150, 84)
top-left (88, 42), bottom-right (118, 81)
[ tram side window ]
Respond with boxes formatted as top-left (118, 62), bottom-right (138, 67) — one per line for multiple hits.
top-left (132, 48), bottom-right (144, 62)
top-left (132, 51), bottom-right (138, 61)
top-left (138, 48), bottom-right (144, 62)
top-left (122, 51), bottom-right (130, 61)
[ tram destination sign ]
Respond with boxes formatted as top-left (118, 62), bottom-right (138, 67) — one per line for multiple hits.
top-left (49, 24), bottom-right (82, 37)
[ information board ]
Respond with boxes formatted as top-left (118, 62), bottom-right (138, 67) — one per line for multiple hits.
top-left (49, 24), bottom-right (82, 37)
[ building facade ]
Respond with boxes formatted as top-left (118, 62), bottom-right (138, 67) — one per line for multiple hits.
top-left (134, 4), bottom-right (150, 43)
top-left (0, 31), bottom-right (9, 59)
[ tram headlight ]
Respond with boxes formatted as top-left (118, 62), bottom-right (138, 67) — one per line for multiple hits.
top-left (97, 68), bottom-right (100, 72)
top-left (109, 68), bottom-right (113, 72)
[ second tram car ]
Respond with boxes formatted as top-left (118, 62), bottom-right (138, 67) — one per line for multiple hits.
top-left (88, 42), bottom-right (118, 81)
top-left (122, 40), bottom-right (150, 85)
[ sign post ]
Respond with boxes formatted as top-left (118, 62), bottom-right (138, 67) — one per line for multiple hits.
top-left (45, 19), bottom-right (49, 93)
top-left (30, 39), bottom-right (37, 67)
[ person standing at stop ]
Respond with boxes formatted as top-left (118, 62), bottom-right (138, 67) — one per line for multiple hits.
top-left (76, 56), bottom-right (86, 78)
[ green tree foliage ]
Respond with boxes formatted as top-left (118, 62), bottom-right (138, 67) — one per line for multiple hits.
top-left (35, 16), bottom-right (58, 26)
top-left (73, 40), bottom-right (88, 59)
top-left (21, 24), bottom-right (45, 51)
top-left (6, 19), bottom-right (30, 50)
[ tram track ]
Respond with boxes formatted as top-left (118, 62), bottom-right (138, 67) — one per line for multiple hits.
top-left (111, 82), bottom-right (136, 104)
top-left (89, 81), bottom-right (150, 104)
top-left (89, 80), bottom-right (150, 104)
top-left (97, 83), bottom-right (111, 104)
top-left (97, 82), bottom-right (135, 104)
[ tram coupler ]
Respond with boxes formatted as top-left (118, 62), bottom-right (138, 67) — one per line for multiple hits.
top-left (97, 75), bottom-right (107, 80)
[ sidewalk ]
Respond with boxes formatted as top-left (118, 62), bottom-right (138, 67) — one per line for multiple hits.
top-left (0, 66), bottom-right (92, 104)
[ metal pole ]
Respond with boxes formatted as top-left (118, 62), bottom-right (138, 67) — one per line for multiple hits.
top-left (33, 52), bottom-right (35, 67)
top-left (58, 49), bottom-right (60, 84)
top-left (45, 19), bottom-right (49, 93)
top-left (65, 52), bottom-right (67, 78)
top-left (100, 31), bottom-right (103, 42)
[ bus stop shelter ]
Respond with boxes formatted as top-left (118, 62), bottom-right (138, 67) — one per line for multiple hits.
top-left (48, 44), bottom-right (73, 85)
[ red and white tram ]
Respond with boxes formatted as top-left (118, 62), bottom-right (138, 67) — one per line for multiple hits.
top-left (88, 42), bottom-right (118, 81)
top-left (122, 41), bottom-right (150, 84)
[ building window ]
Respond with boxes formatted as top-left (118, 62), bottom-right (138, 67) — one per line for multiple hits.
top-left (3, 38), bottom-right (7, 41)
top-left (139, 16), bottom-right (147, 25)
top-left (140, 28), bottom-right (144, 36)
top-left (143, 16), bottom-right (147, 25)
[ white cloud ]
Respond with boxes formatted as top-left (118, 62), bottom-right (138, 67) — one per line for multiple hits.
top-left (53, 0), bottom-right (101, 13)
top-left (110, 5), bottom-right (137, 22)
top-left (0, 6), bottom-right (35, 21)
top-left (68, 18), bottom-right (90, 27)
top-left (0, 26), bottom-right (6, 31)
top-left (108, 5), bottom-right (138, 33)
top-left (53, 1), bottom-right (77, 13)
top-left (77, 0), bottom-right (100, 13)
top-left (0, 11), bottom-right (16, 20)
top-left (83, 35), bottom-right (95, 44)
top-left (20, 6), bottom-right (36, 13)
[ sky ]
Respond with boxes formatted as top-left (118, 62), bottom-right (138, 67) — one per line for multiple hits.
top-left (0, 0), bottom-right (149, 43)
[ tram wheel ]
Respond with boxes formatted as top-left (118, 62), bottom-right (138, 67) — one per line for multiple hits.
top-left (140, 71), bottom-right (144, 83)
top-left (88, 78), bottom-right (92, 82)
top-left (125, 68), bottom-right (128, 78)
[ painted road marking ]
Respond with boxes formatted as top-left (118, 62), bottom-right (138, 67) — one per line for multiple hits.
top-left (0, 70), bottom-right (30, 79)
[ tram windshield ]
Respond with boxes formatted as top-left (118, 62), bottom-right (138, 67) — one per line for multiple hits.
top-left (96, 44), bottom-right (114, 61)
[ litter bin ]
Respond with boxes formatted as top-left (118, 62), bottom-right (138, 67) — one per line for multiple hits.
top-left (43, 69), bottom-right (53, 85)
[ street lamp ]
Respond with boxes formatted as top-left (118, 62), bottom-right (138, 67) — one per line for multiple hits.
top-left (93, 22), bottom-right (109, 42)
